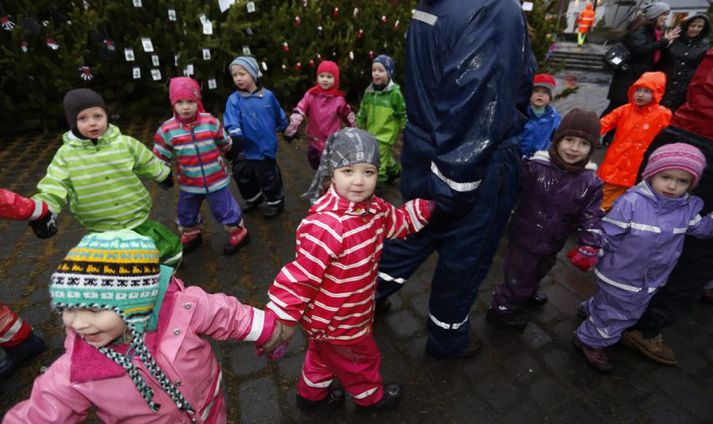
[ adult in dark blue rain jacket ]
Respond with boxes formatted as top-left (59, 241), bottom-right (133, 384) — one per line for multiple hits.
top-left (376, 0), bottom-right (535, 359)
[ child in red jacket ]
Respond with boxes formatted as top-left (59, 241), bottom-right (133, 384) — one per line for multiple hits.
top-left (266, 128), bottom-right (433, 412)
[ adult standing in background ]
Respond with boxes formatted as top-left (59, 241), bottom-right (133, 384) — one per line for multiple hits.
top-left (602, 2), bottom-right (678, 124)
top-left (576, 2), bottom-right (596, 47)
top-left (375, 0), bottom-right (535, 359)
top-left (659, 14), bottom-right (710, 111)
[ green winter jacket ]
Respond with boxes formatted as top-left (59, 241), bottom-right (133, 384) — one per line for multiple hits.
top-left (356, 80), bottom-right (407, 146)
top-left (33, 124), bottom-right (170, 232)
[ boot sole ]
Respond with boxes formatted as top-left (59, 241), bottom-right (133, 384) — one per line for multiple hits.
top-left (620, 335), bottom-right (678, 366)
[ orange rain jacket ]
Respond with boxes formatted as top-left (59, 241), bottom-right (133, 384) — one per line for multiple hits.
top-left (577, 3), bottom-right (595, 33)
top-left (598, 71), bottom-right (672, 187)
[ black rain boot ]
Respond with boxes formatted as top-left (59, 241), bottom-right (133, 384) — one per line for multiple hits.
top-left (355, 384), bottom-right (403, 413)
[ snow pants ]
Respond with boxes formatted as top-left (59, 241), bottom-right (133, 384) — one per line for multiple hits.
top-left (298, 335), bottom-right (384, 407)
top-left (576, 281), bottom-right (655, 348)
top-left (232, 158), bottom-right (285, 208)
top-left (376, 139), bottom-right (520, 357)
top-left (177, 186), bottom-right (243, 228)
top-left (490, 243), bottom-right (557, 312)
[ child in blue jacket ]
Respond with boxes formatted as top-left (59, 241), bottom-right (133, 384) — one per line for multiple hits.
top-left (519, 73), bottom-right (562, 158)
top-left (224, 56), bottom-right (289, 219)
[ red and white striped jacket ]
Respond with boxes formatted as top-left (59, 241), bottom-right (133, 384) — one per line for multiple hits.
top-left (267, 186), bottom-right (432, 345)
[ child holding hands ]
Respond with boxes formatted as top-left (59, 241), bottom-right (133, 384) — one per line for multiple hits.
top-left (575, 144), bottom-right (713, 372)
top-left (31, 88), bottom-right (181, 267)
top-left (224, 56), bottom-right (289, 219)
top-left (356, 55), bottom-right (407, 184)
top-left (284, 60), bottom-right (356, 170)
top-left (154, 77), bottom-right (249, 255)
top-left (5, 230), bottom-right (286, 423)
top-left (598, 71), bottom-right (672, 210)
top-left (267, 128), bottom-right (433, 412)
top-left (486, 109), bottom-right (604, 330)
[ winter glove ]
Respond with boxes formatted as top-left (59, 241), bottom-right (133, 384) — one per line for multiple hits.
top-left (566, 245), bottom-right (600, 272)
top-left (158, 171), bottom-right (174, 190)
top-left (29, 210), bottom-right (58, 239)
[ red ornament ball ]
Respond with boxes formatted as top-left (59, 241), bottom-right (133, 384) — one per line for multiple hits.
top-left (356, 29), bottom-right (364, 39)
top-left (282, 41), bottom-right (289, 52)
top-left (294, 16), bottom-right (301, 26)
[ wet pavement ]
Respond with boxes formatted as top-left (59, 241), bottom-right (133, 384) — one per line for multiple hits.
top-left (2, 74), bottom-right (713, 423)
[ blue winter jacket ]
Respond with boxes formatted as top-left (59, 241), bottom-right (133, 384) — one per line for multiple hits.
top-left (399, 0), bottom-right (535, 216)
top-left (596, 181), bottom-right (713, 302)
top-left (519, 105), bottom-right (561, 158)
top-left (224, 88), bottom-right (288, 160)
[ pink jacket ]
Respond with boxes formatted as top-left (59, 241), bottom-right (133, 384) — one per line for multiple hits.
top-left (4, 278), bottom-right (275, 424)
top-left (285, 92), bottom-right (356, 151)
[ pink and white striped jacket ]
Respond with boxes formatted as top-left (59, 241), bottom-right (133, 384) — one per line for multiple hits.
top-left (267, 186), bottom-right (432, 345)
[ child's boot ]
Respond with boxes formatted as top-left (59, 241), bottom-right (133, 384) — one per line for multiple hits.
top-left (180, 227), bottom-right (202, 252)
top-left (355, 384), bottom-right (402, 413)
top-left (296, 384), bottom-right (346, 410)
top-left (0, 332), bottom-right (47, 377)
top-left (224, 223), bottom-right (250, 255)
top-left (485, 308), bottom-right (527, 332)
top-left (573, 338), bottom-right (613, 373)
top-left (263, 201), bottom-right (284, 220)
top-left (528, 290), bottom-right (548, 306)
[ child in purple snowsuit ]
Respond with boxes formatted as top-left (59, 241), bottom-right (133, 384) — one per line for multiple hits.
top-left (487, 109), bottom-right (605, 331)
top-left (575, 143), bottom-right (713, 373)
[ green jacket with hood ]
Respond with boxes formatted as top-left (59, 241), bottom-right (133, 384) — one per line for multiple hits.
top-left (33, 124), bottom-right (170, 232)
top-left (356, 80), bottom-right (407, 146)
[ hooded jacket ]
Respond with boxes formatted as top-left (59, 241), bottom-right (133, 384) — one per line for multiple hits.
top-left (577, 3), bottom-right (595, 34)
top-left (4, 276), bottom-right (275, 423)
top-left (599, 72), bottom-right (672, 187)
top-left (356, 80), bottom-right (407, 146)
top-left (266, 186), bottom-right (431, 345)
top-left (660, 14), bottom-right (710, 111)
top-left (288, 91), bottom-right (356, 152)
top-left (398, 0), bottom-right (535, 216)
top-left (32, 125), bottom-right (170, 231)
top-left (508, 151), bottom-right (604, 255)
top-left (595, 181), bottom-right (713, 301)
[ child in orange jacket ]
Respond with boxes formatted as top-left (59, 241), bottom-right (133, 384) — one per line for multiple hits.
top-left (598, 71), bottom-right (672, 210)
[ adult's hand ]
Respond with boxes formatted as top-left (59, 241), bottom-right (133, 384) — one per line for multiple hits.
top-left (663, 26), bottom-right (681, 44)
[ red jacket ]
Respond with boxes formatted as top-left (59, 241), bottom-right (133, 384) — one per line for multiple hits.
top-left (0, 189), bottom-right (46, 221)
top-left (577, 3), bottom-right (595, 33)
top-left (672, 48), bottom-right (713, 139)
top-left (599, 71), bottom-right (672, 187)
top-left (267, 186), bottom-right (431, 344)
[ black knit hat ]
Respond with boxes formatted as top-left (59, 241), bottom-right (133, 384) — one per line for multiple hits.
top-left (63, 88), bottom-right (107, 129)
top-left (552, 108), bottom-right (601, 148)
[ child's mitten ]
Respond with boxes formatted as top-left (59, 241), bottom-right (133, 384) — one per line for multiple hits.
top-left (158, 171), bottom-right (174, 190)
top-left (29, 210), bottom-right (58, 239)
top-left (566, 245), bottom-right (600, 272)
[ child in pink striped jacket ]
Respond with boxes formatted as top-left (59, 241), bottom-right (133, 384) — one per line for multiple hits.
top-left (154, 77), bottom-right (249, 256)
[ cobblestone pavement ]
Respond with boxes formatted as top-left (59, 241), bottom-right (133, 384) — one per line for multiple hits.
top-left (2, 78), bottom-right (713, 423)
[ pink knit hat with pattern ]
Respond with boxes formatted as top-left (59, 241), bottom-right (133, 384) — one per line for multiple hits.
top-left (642, 143), bottom-right (707, 188)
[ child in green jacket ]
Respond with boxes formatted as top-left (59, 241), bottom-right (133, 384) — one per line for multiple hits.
top-left (31, 88), bottom-right (182, 267)
top-left (356, 55), bottom-right (407, 184)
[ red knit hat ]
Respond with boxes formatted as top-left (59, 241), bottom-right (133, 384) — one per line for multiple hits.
top-left (168, 77), bottom-right (205, 112)
top-left (316, 60), bottom-right (340, 90)
top-left (642, 143), bottom-right (707, 188)
top-left (533, 73), bottom-right (556, 97)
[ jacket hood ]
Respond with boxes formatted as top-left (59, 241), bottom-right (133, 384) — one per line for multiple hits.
top-left (365, 79), bottom-right (398, 94)
top-left (627, 71), bottom-right (666, 105)
top-left (309, 185), bottom-right (381, 217)
top-left (62, 124), bottom-right (120, 147)
top-left (680, 14), bottom-right (710, 41)
top-left (585, 2), bottom-right (593, 11)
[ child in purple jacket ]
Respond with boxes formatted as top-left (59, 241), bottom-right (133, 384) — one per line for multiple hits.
top-left (487, 109), bottom-right (605, 331)
top-left (575, 143), bottom-right (713, 373)
top-left (284, 61), bottom-right (356, 170)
